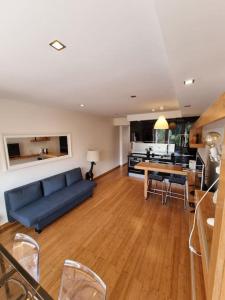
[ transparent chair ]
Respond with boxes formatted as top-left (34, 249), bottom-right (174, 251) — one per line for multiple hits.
top-left (12, 233), bottom-right (40, 282)
top-left (58, 260), bottom-right (106, 300)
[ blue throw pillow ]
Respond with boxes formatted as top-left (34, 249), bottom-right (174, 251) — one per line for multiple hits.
top-left (6, 182), bottom-right (42, 211)
top-left (65, 168), bottom-right (83, 186)
top-left (42, 173), bottom-right (66, 196)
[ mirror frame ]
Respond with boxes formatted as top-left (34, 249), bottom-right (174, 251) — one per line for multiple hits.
top-left (3, 133), bottom-right (72, 170)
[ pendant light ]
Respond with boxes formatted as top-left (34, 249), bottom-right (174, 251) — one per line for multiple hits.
top-left (154, 115), bottom-right (169, 129)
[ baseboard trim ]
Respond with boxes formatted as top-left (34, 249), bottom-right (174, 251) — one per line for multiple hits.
top-left (95, 165), bottom-right (122, 180)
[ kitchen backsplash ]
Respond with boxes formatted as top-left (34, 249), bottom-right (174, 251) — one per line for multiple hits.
top-left (131, 142), bottom-right (175, 154)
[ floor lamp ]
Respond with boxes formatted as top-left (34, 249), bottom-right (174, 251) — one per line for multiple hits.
top-left (86, 150), bottom-right (99, 181)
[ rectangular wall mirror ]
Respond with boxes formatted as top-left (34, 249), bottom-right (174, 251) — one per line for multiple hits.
top-left (3, 134), bottom-right (72, 170)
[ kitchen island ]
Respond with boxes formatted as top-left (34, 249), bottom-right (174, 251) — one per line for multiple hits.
top-left (135, 161), bottom-right (196, 208)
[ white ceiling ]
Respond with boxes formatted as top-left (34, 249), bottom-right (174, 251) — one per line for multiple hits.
top-left (0, 0), bottom-right (224, 117)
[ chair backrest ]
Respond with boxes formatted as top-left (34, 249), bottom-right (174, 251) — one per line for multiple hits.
top-left (58, 259), bottom-right (106, 300)
top-left (12, 233), bottom-right (40, 282)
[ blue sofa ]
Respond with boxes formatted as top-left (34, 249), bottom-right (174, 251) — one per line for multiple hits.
top-left (4, 168), bottom-right (95, 233)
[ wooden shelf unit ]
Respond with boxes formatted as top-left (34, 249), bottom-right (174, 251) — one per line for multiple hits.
top-left (30, 137), bottom-right (50, 142)
top-left (189, 92), bottom-right (225, 300)
top-left (189, 93), bottom-right (225, 148)
top-left (189, 213), bottom-right (206, 300)
top-left (195, 190), bottom-right (215, 298)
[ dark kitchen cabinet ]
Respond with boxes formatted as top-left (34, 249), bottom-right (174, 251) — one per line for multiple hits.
top-left (130, 120), bottom-right (154, 142)
top-left (142, 120), bottom-right (154, 142)
top-left (130, 116), bottom-right (198, 152)
top-left (130, 121), bottom-right (143, 142)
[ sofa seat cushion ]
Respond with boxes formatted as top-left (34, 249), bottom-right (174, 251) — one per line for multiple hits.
top-left (6, 182), bottom-right (43, 212)
top-left (10, 180), bottom-right (95, 227)
top-left (42, 173), bottom-right (66, 196)
top-left (66, 180), bottom-right (95, 195)
top-left (65, 168), bottom-right (83, 186)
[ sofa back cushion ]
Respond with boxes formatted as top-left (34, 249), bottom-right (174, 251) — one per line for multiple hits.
top-left (42, 173), bottom-right (66, 196)
top-left (5, 182), bottom-right (43, 212)
top-left (65, 168), bottom-right (83, 186)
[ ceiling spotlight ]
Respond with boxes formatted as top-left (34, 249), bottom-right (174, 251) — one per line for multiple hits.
top-left (130, 95), bottom-right (137, 99)
top-left (49, 40), bottom-right (66, 51)
top-left (80, 104), bottom-right (85, 107)
top-left (151, 108), bottom-right (155, 112)
top-left (159, 106), bottom-right (164, 111)
top-left (184, 79), bottom-right (195, 86)
top-left (184, 104), bottom-right (191, 108)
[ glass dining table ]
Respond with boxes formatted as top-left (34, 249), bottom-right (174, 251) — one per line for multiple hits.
top-left (0, 243), bottom-right (53, 300)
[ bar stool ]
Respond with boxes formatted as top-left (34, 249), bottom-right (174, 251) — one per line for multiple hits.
top-left (164, 175), bottom-right (187, 207)
top-left (147, 172), bottom-right (167, 204)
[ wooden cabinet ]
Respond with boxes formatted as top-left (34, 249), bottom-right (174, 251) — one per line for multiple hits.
top-left (189, 93), bottom-right (225, 300)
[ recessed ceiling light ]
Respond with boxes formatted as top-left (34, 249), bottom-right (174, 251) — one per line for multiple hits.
top-left (184, 104), bottom-right (191, 108)
top-left (80, 104), bottom-right (85, 107)
top-left (151, 108), bottom-right (155, 112)
top-left (159, 106), bottom-right (164, 111)
top-left (49, 40), bottom-right (66, 51)
top-left (130, 95), bottom-right (137, 98)
top-left (184, 79), bottom-right (195, 86)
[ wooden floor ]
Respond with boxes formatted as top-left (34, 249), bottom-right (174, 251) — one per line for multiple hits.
top-left (0, 166), bottom-right (191, 300)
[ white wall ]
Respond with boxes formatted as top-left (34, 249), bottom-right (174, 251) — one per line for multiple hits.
top-left (119, 125), bottom-right (130, 165)
top-left (0, 99), bottom-right (119, 224)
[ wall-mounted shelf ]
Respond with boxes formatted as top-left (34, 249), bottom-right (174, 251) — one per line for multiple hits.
top-left (189, 128), bottom-right (204, 148)
top-left (30, 137), bottom-right (50, 142)
top-left (189, 143), bottom-right (204, 149)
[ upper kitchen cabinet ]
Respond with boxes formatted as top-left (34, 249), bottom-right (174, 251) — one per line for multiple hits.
top-left (130, 117), bottom-right (198, 149)
top-left (130, 120), bottom-right (155, 142)
top-left (130, 121), bottom-right (143, 142)
top-left (142, 120), bottom-right (154, 142)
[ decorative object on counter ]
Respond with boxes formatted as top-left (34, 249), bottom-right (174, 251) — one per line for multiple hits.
top-left (86, 150), bottom-right (99, 181)
top-left (169, 121), bottom-right (176, 129)
top-left (58, 259), bottom-right (106, 300)
top-left (12, 233), bottom-right (40, 282)
top-left (205, 131), bottom-right (221, 162)
top-left (189, 160), bottom-right (196, 170)
top-left (145, 147), bottom-right (152, 159)
top-left (154, 115), bottom-right (169, 130)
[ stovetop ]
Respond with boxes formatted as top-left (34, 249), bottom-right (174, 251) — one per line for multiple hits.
top-left (130, 153), bottom-right (172, 160)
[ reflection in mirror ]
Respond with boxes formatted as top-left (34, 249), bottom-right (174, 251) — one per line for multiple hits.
top-left (4, 135), bottom-right (71, 169)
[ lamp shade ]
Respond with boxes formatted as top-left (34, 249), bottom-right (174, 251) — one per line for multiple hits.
top-left (154, 115), bottom-right (169, 130)
top-left (87, 150), bottom-right (99, 162)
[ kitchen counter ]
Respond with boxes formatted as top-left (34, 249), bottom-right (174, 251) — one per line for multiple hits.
top-left (128, 152), bottom-right (196, 177)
